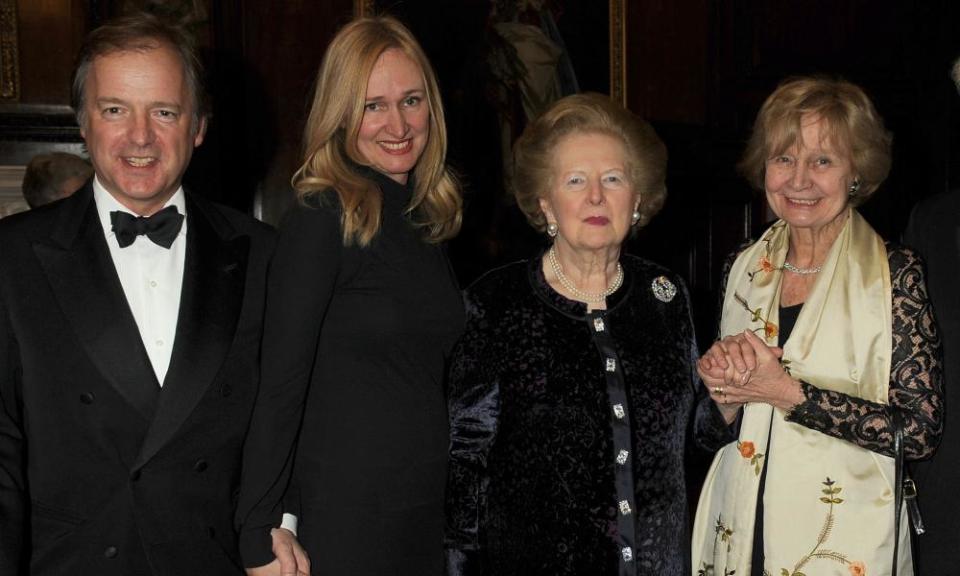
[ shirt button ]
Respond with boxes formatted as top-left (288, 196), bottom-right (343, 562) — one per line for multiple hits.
top-left (104, 546), bottom-right (118, 558)
top-left (149, 280), bottom-right (158, 288)
top-left (155, 339), bottom-right (164, 347)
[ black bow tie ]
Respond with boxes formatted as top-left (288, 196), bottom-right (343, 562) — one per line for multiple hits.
top-left (110, 206), bottom-right (184, 248)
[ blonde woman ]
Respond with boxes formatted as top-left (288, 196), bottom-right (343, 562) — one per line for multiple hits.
top-left (255, 16), bottom-right (463, 576)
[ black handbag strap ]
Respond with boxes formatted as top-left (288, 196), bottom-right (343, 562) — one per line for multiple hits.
top-left (891, 409), bottom-right (925, 576)
top-left (893, 409), bottom-right (904, 576)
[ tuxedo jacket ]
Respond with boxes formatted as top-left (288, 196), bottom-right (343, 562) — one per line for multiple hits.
top-left (0, 184), bottom-right (278, 575)
top-left (903, 191), bottom-right (960, 575)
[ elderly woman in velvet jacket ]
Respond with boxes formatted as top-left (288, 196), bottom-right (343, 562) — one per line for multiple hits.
top-left (443, 93), bottom-right (730, 576)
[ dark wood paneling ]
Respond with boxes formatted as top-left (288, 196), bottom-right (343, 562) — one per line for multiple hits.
top-left (13, 0), bottom-right (88, 105)
top-left (233, 0), bottom-right (354, 222)
top-left (624, 0), bottom-right (960, 355)
top-left (626, 0), bottom-right (707, 125)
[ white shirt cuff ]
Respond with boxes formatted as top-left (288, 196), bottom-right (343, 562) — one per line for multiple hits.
top-left (280, 513), bottom-right (298, 536)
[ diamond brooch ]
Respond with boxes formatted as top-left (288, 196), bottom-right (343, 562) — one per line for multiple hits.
top-left (651, 275), bottom-right (677, 302)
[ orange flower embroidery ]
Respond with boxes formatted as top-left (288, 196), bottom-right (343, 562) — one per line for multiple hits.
top-left (758, 256), bottom-right (775, 273)
top-left (747, 254), bottom-right (778, 282)
top-left (733, 293), bottom-right (779, 343)
top-left (764, 321), bottom-right (778, 340)
top-left (736, 441), bottom-right (764, 475)
top-left (848, 560), bottom-right (866, 576)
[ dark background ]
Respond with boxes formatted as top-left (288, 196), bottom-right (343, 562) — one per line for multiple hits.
top-left (3, 0), bottom-right (959, 489)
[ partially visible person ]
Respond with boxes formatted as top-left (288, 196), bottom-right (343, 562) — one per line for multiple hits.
top-left (444, 93), bottom-right (730, 575)
top-left (0, 12), bottom-right (306, 576)
top-left (901, 57), bottom-right (960, 576)
top-left (21, 152), bottom-right (93, 208)
top-left (693, 77), bottom-right (942, 576)
top-left (253, 15), bottom-right (464, 576)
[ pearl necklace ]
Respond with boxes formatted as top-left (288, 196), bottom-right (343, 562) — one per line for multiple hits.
top-left (547, 246), bottom-right (623, 303)
top-left (782, 261), bottom-right (822, 275)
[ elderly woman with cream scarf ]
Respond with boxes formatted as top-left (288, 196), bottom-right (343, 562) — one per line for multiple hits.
top-left (692, 77), bottom-right (942, 576)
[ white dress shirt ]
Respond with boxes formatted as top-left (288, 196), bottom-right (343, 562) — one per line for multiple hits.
top-left (93, 178), bottom-right (186, 386)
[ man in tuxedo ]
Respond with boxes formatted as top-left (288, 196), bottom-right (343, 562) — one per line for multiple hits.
top-left (903, 58), bottom-right (960, 575)
top-left (0, 13), bottom-right (305, 576)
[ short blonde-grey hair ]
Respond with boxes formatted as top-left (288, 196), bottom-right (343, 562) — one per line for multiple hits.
top-left (511, 93), bottom-right (667, 232)
top-left (738, 76), bottom-right (892, 206)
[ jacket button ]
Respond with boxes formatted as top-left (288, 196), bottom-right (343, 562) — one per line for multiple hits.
top-left (104, 546), bottom-right (118, 558)
top-left (79, 392), bottom-right (95, 404)
top-left (130, 470), bottom-right (141, 482)
top-left (194, 459), bottom-right (208, 473)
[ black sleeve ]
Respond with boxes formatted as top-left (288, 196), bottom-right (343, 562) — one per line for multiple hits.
top-left (0, 280), bottom-right (26, 574)
top-left (236, 201), bottom-right (343, 567)
top-left (682, 272), bottom-right (735, 451)
top-left (444, 288), bottom-right (500, 576)
top-left (785, 246), bottom-right (943, 459)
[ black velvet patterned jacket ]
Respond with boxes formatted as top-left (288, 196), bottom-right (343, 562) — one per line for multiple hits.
top-left (444, 255), bottom-right (730, 576)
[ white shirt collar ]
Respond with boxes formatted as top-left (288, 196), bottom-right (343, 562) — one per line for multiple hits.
top-left (92, 176), bottom-right (188, 241)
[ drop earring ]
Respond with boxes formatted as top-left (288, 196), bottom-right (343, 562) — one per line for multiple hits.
top-left (848, 178), bottom-right (861, 197)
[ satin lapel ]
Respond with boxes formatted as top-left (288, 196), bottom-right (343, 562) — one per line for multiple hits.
top-left (133, 195), bottom-right (248, 469)
top-left (32, 187), bottom-right (159, 422)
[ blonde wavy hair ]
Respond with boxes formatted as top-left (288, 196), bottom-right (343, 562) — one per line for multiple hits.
top-left (291, 16), bottom-right (462, 246)
top-left (738, 76), bottom-right (892, 206)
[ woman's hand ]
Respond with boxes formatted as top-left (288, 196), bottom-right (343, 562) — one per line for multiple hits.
top-left (698, 337), bottom-right (748, 423)
top-left (699, 330), bottom-right (805, 414)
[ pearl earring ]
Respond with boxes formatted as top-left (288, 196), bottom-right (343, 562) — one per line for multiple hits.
top-left (631, 210), bottom-right (641, 225)
top-left (547, 222), bottom-right (558, 237)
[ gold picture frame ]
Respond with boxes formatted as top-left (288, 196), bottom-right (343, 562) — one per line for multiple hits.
top-left (0, 0), bottom-right (20, 101)
top-left (354, 0), bottom-right (625, 106)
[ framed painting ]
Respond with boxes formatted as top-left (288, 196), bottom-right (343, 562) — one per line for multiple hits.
top-left (355, 0), bottom-right (625, 105)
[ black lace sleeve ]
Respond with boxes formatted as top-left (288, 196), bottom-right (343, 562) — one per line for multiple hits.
top-left (444, 289), bottom-right (499, 576)
top-left (785, 245), bottom-right (944, 459)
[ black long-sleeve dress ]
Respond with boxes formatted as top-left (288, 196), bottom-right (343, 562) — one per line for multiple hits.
top-left (444, 254), bottom-right (730, 576)
top-left (260, 169), bottom-right (464, 575)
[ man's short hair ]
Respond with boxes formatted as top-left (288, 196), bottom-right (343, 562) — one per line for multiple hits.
top-left (22, 153), bottom-right (93, 208)
top-left (70, 12), bottom-right (209, 130)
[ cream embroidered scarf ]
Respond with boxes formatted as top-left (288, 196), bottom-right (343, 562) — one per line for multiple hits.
top-left (692, 209), bottom-right (912, 576)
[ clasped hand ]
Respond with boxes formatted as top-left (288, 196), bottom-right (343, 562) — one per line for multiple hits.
top-left (696, 329), bottom-right (804, 422)
top-left (245, 528), bottom-right (310, 576)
